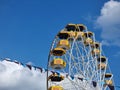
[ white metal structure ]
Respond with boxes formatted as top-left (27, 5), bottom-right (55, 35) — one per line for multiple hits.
top-left (47, 24), bottom-right (114, 90)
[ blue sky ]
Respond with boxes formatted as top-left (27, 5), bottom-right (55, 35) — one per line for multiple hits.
top-left (0, 0), bottom-right (120, 88)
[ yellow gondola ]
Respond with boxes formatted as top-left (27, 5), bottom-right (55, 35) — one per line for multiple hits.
top-left (66, 31), bottom-right (77, 41)
top-left (65, 24), bottom-right (86, 41)
top-left (84, 31), bottom-right (93, 38)
top-left (105, 73), bottom-right (112, 78)
top-left (51, 48), bottom-right (66, 56)
top-left (91, 42), bottom-right (100, 48)
top-left (57, 40), bottom-right (70, 50)
top-left (76, 31), bottom-right (85, 40)
top-left (76, 24), bottom-right (86, 31)
top-left (92, 48), bottom-right (100, 56)
top-left (104, 80), bottom-right (113, 86)
top-left (50, 58), bottom-right (66, 69)
top-left (84, 31), bottom-right (94, 46)
top-left (68, 31), bottom-right (77, 38)
top-left (98, 63), bottom-right (106, 70)
top-left (57, 31), bottom-right (70, 39)
top-left (97, 56), bottom-right (107, 62)
top-left (65, 23), bottom-right (77, 31)
top-left (48, 86), bottom-right (63, 90)
top-left (84, 37), bottom-right (93, 45)
top-left (48, 73), bottom-right (64, 82)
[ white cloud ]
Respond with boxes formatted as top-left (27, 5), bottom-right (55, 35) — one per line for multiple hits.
top-left (96, 0), bottom-right (120, 46)
top-left (0, 60), bottom-right (46, 90)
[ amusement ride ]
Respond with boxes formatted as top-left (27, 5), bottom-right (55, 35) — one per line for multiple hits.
top-left (47, 23), bottom-right (114, 90)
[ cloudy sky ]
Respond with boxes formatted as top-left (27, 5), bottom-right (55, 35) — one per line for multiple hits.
top-left (0, 60), bottom-right (46, 90)
top-left (0, 0), bottom-right (120, 90)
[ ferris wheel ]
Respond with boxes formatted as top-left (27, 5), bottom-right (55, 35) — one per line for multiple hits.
top-left (47, 23), bottom-right (114, 90)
